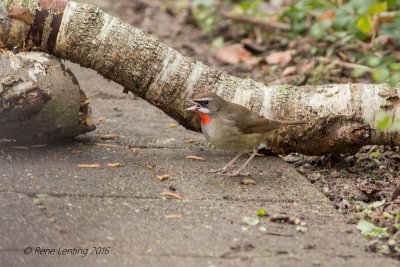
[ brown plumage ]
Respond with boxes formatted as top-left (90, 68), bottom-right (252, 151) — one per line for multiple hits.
top-left (185, 92), bottom-right (304, 176)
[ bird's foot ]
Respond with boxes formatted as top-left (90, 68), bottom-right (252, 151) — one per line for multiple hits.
top-left (220, 170), bottom-right (250, 177)
top-left (207, 168), bottom-right (228, 174)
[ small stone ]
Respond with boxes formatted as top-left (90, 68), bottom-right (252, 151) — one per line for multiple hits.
top-left (330, 170), bottom-right (339, 178)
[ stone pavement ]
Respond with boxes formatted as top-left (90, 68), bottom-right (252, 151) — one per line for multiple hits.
top-left (0, 64), bottom-right (398, 267)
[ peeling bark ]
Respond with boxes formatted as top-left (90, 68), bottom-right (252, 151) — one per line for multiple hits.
top-left (0, 50), bottom-right (95, 143)
top-left (0, 0), bottom-right (399, 154)
top-left (0, 76), bottom-right (51, 123)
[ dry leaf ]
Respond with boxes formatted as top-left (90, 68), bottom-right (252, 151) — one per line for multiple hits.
top-left (78, 164), bottom-right (101, 169)
top-left (185, 139), bottom-right (196, 144)
top-left (215, 44), bottom-right (258, 66)
top-left (107, 163), bottom-right (124, 168)
top-left (319, 10), bottom-right (335, 22)
top-left (165, 214), bottom-right (182, 219)
top-left (302, 60), bottom-right (316, 74)
top-left (282, 66), bottom-right (297, 76)
top-left (99, 117), bottom-right (107, 124)
top-left (130, 148), bottom-right (140, 153)
top-left (240, 179), bottom-right (256, 185)
top-left (265, 51), bottom-right (292, 66)
top-left (169, 123), bottom-right (178, 128)
top-left (157, 174), bottom-right (170, 181)
top-left (186, 155), bottom-right (206, 161)
top-left (96, 134), bottom-right (118, 140)
top-left (146, 164), bottom-right (154, 170)
top-left (270, 215), bottom-right (301, 225)
top-left (161, 192), bottom-right (182, 200)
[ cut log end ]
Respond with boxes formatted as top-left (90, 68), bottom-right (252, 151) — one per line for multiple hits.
top-left (0, 77), bottom-right (52, 124)
top-left (0, 51), bottom-right (96, 144)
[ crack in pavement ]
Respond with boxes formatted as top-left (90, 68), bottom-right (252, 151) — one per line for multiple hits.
top-left (1, 190), bottom-right (332, 206)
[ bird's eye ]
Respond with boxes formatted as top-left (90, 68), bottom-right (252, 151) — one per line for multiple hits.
top-left (202, 100), bottom-right (209, 105)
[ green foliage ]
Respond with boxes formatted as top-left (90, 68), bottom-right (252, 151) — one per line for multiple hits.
top-left (375, 112), bottom-right (400, 132)
top-left (190, 0), bottom-right (400, 86)
top-left (232, 0), bottom-right (266, 18)
top-left (281, 0), bottom-right (400, 85)
top-left (190, 0), bottom-right (221, 32)
top-left (357, 219), bottom-right (389, 239)
top-left (256, 209), bottom-right (268, 216)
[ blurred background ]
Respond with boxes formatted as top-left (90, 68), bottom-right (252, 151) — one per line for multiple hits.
top-left (90, 0), bottom-right (400, 86)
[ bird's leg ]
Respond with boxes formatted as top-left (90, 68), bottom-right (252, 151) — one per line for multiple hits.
top-left (208, 152), bottom-right (243, 174)
top-left (223, 148), bottom-right (258, 177)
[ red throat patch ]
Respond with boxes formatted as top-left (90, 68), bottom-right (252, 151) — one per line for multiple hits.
top-left (198, 113), bottom-right (211, 126)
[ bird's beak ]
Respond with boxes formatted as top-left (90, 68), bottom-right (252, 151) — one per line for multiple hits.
top-left (184, 105), bottom-right (198, 111)
top-left (184, 100), bottom-right (200, 112)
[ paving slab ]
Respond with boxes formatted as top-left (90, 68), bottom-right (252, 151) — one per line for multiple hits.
top-left (1, 63), bottom-right (399, 267)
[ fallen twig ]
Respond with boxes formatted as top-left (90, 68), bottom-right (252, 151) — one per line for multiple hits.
top-left (220, 10), bottom-right (291, 31)
top-left (107, 163), bottom-right (124, 168)
top-left (78, 164), bottom-right (101, 169)
top-left (157, 174), bottom-right (171, 181)
top-left (96, 134), bottom-right (118, 140)
top-left (161, 192), bottom-right (183, 200)
top-left (270, 215), bottom-right (301, 225)
top-left (186, 155), bottom-right (206, 161)
top-left (317, 57), bottom-right (373, 73)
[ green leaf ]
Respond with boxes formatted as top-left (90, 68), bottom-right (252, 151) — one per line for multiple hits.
top-left (257, 209), bottom-right (268, 216)
top-left (388, 72), bottom-right (400, 87)
top-left (212, 37), bottom-right (224, 48)
top-left (372, 68), bottom-right (390, 83)
top-left (310, 47), bottom-right (318, 55)
top-left (370, 151), bottom-right (380, 157)
top-left (36, 193), bottom-right (48, 199)
top-left (376, 114), bottom-right (391, 131)
top-left (379, 245), bottom-right (390, 254)
top-left (354, 200), bottom-right (369, 209)
top-left (389, 63), bottom-right (400, 71)
top-left (296, 226), bottom-right (308, 233)
top-left (382, 212), bottom-right (393, 219)
top-left (371, 199), bottom-right (385, 208)
top-left (351, 68), bottom-right (366, 78)
top-left (357, 16), bottom-right (373, 34)
top-left (367, 2), bottom-right (387, 15)
top-left (310, 24), bottom-right (324, 40)
top-left (258, 226), bottom-right (267, 232)
top-left (367, 57), bottom-right (381, 68)
top-left (356, 219), bottom-right (376, 236)
top-left (243, 217), bottom-right (259, 226)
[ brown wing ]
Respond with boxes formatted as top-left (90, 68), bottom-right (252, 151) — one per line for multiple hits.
top-left (224, 102), bottom-right (283, 134)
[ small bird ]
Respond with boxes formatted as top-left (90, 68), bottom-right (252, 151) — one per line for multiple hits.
top-left (185, 92), bottom-right (304, 176)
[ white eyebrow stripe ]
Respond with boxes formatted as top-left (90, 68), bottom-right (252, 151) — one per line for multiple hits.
top-left (194, 97), bottom-right (212, 101)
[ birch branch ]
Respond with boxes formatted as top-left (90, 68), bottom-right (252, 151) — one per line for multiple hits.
top-left (0, 0), bottom-right (399, 154)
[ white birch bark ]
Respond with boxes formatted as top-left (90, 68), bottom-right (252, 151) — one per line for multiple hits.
top-left (0, 0), bottom-right (399, 153)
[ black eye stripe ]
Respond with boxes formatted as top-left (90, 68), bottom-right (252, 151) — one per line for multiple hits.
top-left (194, 100), bottom-right (210, 106)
